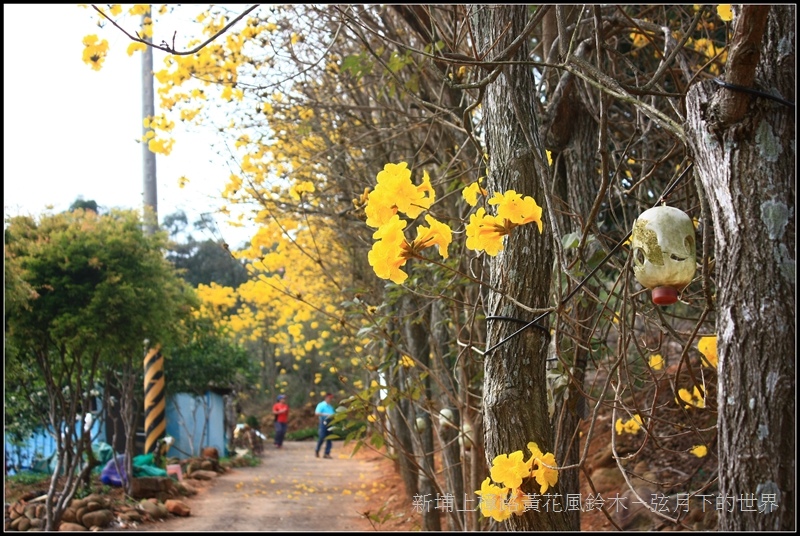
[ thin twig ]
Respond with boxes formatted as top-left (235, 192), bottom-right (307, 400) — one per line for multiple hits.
top-left (91, 4), bottom-right (260, 55)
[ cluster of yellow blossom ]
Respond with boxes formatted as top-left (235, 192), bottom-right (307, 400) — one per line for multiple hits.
top-left (82, 5), bottom-right (158, 68)
top-left (697, 336), bottom-right (717, 368)
top-left (475, 442), bottom-right (558, 522)
top-left (615, 414), bottom-right (643, 435)
top-left (81, 34), bottom-right (109, 71)
top-left (648, 354), bottom-right (665, 371)
top-left (289, 180), bottom-right (315, 201)
top-left (126, 41), bottom-right (147, 56)
top-left (629, 30), bottom-right (654, 49)
top-left (716, 4), bottom-right (733, 22)
top-left (677, 385), bottom-right (706, 409)
top-left (399, 355), bottom-right (415, 368)
top-left (142, 114), bottom-right (176, 155)
top-left (128, 4), bottom-right (151, 17)
top-left (629, 6), bottom-right (731, 64)
top-left (464, 190), bottom-right (543, 256)
top-left (364, 162), bottom-right (544, 283)
top-left (364, 163), bottom-right (447, 284)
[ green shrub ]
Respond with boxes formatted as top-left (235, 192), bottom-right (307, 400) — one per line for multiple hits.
top-left (239, 454), bottom-right (261, 467)
top-left (7, 472), bottom-right (50, 486)
top-left (286, 427), bottom-right (317, 441)
top-left (222, 452), bottom-right (261, 467)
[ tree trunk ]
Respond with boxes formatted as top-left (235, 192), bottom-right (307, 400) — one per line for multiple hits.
top-left (431, 300), bottom-right (466, 531)
top-left (684, 5), bottom-right (795, 530)
top-left (385, 317), bottom-right (419, 502)
top-left (402, 296), bottom-right (441, 531)
top-left (472, 4), bottom-right (574, 531)
top-left (438, 407), bottom-right (464, 531)
top-left (387, 398), bottom-right (419, 501)
top-left (542, 37), bottom-right (601, 533)
top-left (120, 359), bottom-right (139, 496)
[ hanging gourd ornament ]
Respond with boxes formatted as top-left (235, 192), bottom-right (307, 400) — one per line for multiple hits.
top-left (630, 205), bottom-right (696, 305)
top-left (415, 414), bottom-right (427, 432)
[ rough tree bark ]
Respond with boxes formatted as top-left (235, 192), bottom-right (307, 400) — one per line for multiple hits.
top-left (539, 22), bottom-right (602, 532)
top-left (684, 5), bottom-right (795, 531)
top-left (430, 300), bottom-right (466, 531)
top-left (385, 317), bottom-right (420, 504)
top-left (402, 295), bottom-right (441, 531)
top-left (472, 4), bottom-right (576, 531)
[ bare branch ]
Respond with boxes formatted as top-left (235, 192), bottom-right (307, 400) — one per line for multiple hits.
top-left (90, 4), bottom-right (261, 55)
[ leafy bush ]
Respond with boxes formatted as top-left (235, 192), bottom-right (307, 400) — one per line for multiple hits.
top-left (286, 427), bottom-right (317, 441)
top-left (7, 471), bottom-right (50, 486)
top-left (332, 419), bottom-right (367, 439)
top-left (222, 452), bottom-right (261, 468)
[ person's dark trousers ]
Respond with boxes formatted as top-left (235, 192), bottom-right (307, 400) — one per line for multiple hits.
top-left (274, 421), bottom-right (288, 447)
top-left (315, 423), bottom-right (332, 456)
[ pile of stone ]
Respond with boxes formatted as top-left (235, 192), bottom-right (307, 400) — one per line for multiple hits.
top-left (5, 452), bottom-right (226, 532)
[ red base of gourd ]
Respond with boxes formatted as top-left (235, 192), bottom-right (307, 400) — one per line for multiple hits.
top-left (651, 286), bottom-right (678, 305)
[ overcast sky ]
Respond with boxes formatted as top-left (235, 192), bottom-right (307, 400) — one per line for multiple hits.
top-left (3, 4), bottom-right (253, 246)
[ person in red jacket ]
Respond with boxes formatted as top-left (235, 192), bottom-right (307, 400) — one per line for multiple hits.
top-left (272, 394), bottom-right (290, 448)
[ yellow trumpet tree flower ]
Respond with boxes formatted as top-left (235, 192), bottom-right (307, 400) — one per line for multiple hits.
top-left (365, 164), bottom-right (454, 283)
top-left (365, 163), bottom-right (543, 281)
top-left (465, 190), bottom-right (543, 256)
top-left (649, 354), bottom-right (665, 371)
top-left (462, 179), bottom-right (487, 206)
top-left (490, 450), bottom-right (529, 490)
top-left (526, 442), bottom-right (559, 494)
top-left (717, 4), bottom-right (733, 22)
top-left (677, 386), bottom-right (706, 409)
top-left (476, 477), bottom-right (512, 522)
top-left (81, 34), bottom-right (109, 71)
top-left (615, 414), bottom-right (644, 435)
top-left (476, 441), bottom-right (559, 522)
top-left (698, 336), bottom-right (718, 368)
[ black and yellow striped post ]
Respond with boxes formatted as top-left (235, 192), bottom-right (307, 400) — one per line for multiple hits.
top-left (143, 345), bottom-right (165, 454)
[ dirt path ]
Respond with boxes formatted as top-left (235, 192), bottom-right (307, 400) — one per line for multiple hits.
top-left (133, 440), bottom-right (400, 532)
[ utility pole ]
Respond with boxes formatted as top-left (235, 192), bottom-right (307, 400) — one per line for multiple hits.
top-left (141, 6), bottom-right (158, 235)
